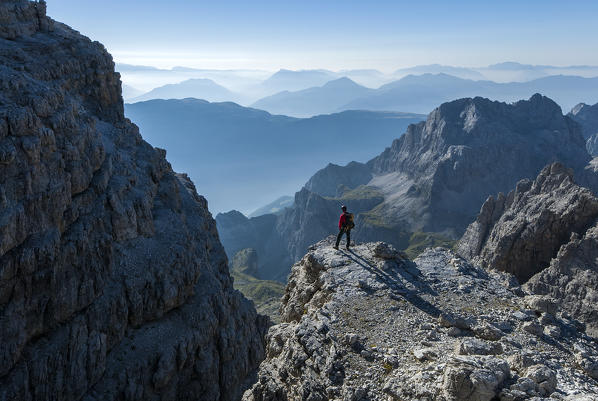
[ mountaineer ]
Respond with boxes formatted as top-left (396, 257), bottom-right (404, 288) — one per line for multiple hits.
top-left (334, 205), bottom-right (354, 250)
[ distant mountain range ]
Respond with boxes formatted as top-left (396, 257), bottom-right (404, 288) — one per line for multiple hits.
top-left (130, 78), bottom-right (245, 103)
top-left (248, 196), bottom-right (294, 218)
top-left (252, 77), bottom-right (374, 117)
top-left (119, 62), bottom-right (598, 105)
top-left (121, 84), bottom-right (144, 101)
top-left (125, 98), bottom-right (425, 214)
top-left (393, 64), bottom-right (486, 80)
top-left (251, 73), bottom-right (598, 116)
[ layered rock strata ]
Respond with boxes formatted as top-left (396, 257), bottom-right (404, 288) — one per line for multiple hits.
top-left (0, 2), bottom-right (267, 400)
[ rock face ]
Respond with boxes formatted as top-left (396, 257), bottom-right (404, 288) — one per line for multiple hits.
top-left (568, 102), bottom-right (598, 155)
top-left (366, 94), bottom-right (590, 235)
top-left (457, 163), bottom-right (598, 282)
top-left (0, 2), bottom-right (267, 400)
top-left (243, 239), bottom-right (598, 400)
top-left (458, 162), bottom-right (598, 338)
top-left (525, 218), bottom-right (598, 337)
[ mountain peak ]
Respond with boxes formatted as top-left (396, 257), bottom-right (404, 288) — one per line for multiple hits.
top-left (322, 76), bottom-right (362, 88)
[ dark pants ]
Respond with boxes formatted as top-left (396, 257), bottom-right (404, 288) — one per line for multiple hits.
top-left (336, 228), bottom-right (351, 248)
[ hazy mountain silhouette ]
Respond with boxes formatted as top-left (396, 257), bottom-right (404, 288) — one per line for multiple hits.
top-left (121, 84), bottom-right (144, 101)
top-left (342, 73), bottom-right (598, 114)
top-left (252, 77), bottom-right (374, 117)
top-left (130, 78), bottom-right (244, 103)
top-left (394, 64), bottom-right (486, 80)
top-left (248, 196), bottom-right (294, 218)
top-left (125, 98), bottom-right (425, 214)
top-left (258, 69), bottom-right (338, 94)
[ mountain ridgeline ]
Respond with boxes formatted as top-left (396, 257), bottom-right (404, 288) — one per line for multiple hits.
top-left (216, 94), bottom-right (596, 282)
top-left (125, 99), bottom-right (425, 214)
top-left (249, 73), bottom-right (598, 117)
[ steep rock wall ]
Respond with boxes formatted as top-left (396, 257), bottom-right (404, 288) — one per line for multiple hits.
top-left (0, 2), bottom-right (267, 400)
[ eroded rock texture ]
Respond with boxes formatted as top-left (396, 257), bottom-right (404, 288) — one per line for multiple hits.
top-left (457, 163), bottom-right (598, 282)
top-left (458, 162), bottom-right (598, 338)
top-left (0, 2), bottom-right (267, 400)
top-left (243, 239), bottom-right (598, 400)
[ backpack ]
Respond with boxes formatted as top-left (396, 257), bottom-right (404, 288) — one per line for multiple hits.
top-left (344, 213), bottom-right (355, 230)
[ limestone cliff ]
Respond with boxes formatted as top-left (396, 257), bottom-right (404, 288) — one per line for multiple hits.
top-left (243, 239), bottom-right (598, 400)
top-left (0, 1), bottom-right (267, 400)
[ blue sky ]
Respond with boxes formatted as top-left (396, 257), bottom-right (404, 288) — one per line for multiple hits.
top-left (46, 0), bottom-right (598, 71)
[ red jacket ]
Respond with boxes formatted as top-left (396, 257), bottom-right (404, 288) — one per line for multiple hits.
top-left (338, 212), bottom-right (348, 230)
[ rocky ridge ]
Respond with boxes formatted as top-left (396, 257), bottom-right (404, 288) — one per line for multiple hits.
top-left (243, 239), bottom-right (598, 400)
top-left (0, 2), bottom-right (266, 400)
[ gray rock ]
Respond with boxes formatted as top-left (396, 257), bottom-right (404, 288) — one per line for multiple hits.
top-left (525, 295), bottom-right (558, 316)
top-left (413, 348), bottom-right (437, 361)
top-left (522, 322), bottom-right (544, 336)
top-left (443, 356), bottom-right (510, 401)
top-left (0, 3), bottom-right (267, 400)
top-left (473, 322), bottom-right (505, 341)
top-left (456, 338), bottom-right (503, 356)
top-left (244, 241), bottom-right (598, 400)
top-left (457, 162), bottom-right (598, 282)
top-left (525, 365), bottom-right (557, 396)
top-left (525, 221), bottom-right (598, 337)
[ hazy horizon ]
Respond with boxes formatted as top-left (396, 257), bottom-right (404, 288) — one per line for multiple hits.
top-left (47, 0), bottom-right (598, 72)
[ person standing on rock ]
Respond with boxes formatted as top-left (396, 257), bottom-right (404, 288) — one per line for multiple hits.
top-left (334, 205), bottom-right (354, 250)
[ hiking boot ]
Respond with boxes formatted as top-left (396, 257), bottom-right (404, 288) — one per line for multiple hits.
top-left (333, 245), bottom-right (339, 250)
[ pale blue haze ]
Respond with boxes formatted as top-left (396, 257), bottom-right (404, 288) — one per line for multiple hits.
top-left (46, 0), bottom-right (598, 70)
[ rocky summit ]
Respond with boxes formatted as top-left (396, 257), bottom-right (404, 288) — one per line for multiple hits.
top-left (0, 2), bottom-right (267, 400)
top-left (243, 239), bottom-right (598, 400)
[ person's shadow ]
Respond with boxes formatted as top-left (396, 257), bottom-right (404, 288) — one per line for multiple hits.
top-left (343, 248), bottom-right (442, 318)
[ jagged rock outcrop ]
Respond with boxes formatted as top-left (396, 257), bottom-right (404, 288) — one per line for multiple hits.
top-left (243, 239), bottom-right (598, 400)
top-left (568, 102), bottom-right (598, 156)
top-left (457, 163), bottom-right (598, 282)
top-left (525, 217), bottom-right (598, 338)
top-left (0, 2), bottom-right (267, 400)
top-left (458, 162), bottom-right (598, 338)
